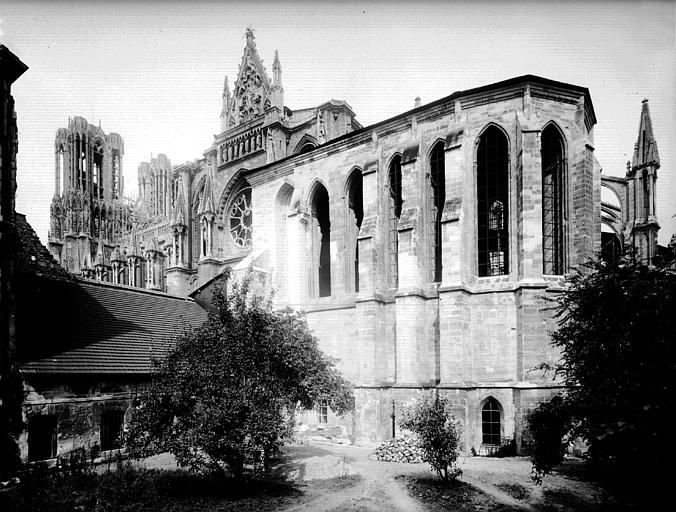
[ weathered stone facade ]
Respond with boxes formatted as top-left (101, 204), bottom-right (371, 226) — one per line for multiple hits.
top-left (49, 29), bottom-right (670, 454)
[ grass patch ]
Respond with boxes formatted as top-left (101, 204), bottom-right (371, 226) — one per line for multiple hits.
top-left (496, 482), bottom-right (531, 501)
top-left (0, 461), bottom-right (301, 512)
top-left (398, 475), bottom-right (521, 512)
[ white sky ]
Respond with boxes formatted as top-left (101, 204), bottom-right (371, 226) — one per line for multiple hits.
top-left (1, 0), bottom-right (675, 245)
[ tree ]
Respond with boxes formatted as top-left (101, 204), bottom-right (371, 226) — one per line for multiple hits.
top-left (399, 393), bottom-right (461, 481)
top-left (125, 271), bottom-right (354, 478)
top-left (528, 256), bottom-right (676, 485)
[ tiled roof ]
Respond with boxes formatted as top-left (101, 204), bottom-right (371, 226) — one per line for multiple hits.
top-left (14, 213), bottom-right (71, 280)
top-left (17, 276), bottom-right (207, 375)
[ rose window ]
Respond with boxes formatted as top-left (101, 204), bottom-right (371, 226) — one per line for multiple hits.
top-left (229, 189), bottom-right (252, 247)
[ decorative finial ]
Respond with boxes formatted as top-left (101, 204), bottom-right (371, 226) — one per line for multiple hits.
top-left (245, 26), bottom-right (255, 46)
top-left (414, 96), bottom-right (421, 108)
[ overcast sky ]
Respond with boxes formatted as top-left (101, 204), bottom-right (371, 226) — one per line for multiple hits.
top-left (1, 0), bottom-right (675, 245)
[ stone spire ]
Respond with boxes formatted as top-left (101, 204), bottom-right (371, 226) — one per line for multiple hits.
top-left (631, 99), bottom-right (660, 171)
top-left (221, 76), bottom-right (232, 133)
top-left (626, 99), bottom-right (660, 265)
top-left (270, 49), bottom-right (284, 111)
top-left (171, 183), bottom-right (186, 228)
top-left (273, 50), bottom-right (282, 87)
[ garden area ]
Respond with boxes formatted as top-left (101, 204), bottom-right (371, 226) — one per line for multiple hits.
top-left (0, 441), bottom-right (639, 511)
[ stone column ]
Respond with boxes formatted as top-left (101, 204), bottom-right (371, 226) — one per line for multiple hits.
top-left (516, 113), bottom-right (543, 281)
top-left (438, 122), bottom-right (470, 385)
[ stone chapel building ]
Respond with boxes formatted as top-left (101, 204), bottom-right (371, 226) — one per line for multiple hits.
top-left (45, 29), bottom-right (671, 452)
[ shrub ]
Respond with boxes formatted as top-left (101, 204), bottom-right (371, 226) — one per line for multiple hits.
top-left (527, 395), bottom-right (573, 484)
top-left (399, 393), bottom-right (461, 481)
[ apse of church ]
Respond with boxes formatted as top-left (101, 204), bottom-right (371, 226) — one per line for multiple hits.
top-left (47, 29), bottom-right (669, 451)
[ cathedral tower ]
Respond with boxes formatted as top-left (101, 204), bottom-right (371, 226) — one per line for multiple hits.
top-left (49, 117), bottom-right (132, 277)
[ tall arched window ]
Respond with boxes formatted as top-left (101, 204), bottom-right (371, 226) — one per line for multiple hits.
top-left (310, 183), bottom-right (331, 297)
top-left (388, 155), bottom-right (403, 289)
top-left (482, 398), bottom-right (501, 446)
top-left (347, 170), bottom-right (363, 292)
top-left (477, 126), bottom-right (509, 277)
top-left (541, 124), bottom-right (566, 275)
top-left (430, 142), bottom-right (445, 282)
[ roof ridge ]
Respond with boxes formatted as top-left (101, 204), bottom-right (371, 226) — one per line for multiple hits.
top-left (75, 276), bottom-right (198, 302)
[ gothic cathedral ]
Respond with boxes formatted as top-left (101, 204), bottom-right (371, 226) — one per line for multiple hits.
top-left (47, 29), bottom-right (668, 451)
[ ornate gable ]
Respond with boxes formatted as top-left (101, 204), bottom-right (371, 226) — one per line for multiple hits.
top-left (225, 28), bottom-right (272, 129)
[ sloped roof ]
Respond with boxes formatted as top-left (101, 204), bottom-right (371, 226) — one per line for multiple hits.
top-left (14, 213), bottom-right (71, 280)
top-left (17, 276), bottom-right (207, 375)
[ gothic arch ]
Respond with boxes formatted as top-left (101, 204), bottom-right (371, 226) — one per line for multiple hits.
top-left (541, 122), bottom-right (568, 275)
top-left (474, 121), bottom-right (511, 149)
top-left (479, 396), bottom-right (504, 446)
top-left (308, 180), bottom-right (332, 297)
top-left (345, 168), bottom-right (364, 293)
top-left (428, 140), bottom-right (445, 282)
top-left (386, 153), bottom-right (403, 289)
top-left (304, 178), bottom-right (331, 208)
top-left (216, 169), bottom-right (248, 224)
top-left (475, 123), bottom-right (511, 277)
top-left (540, 120), bottom-right (568, 151)
top-left (293, 134), bottom-right (319, 155)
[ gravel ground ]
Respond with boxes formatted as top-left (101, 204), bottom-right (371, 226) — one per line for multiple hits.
top-left (133, 443), bottom-right (632, 511)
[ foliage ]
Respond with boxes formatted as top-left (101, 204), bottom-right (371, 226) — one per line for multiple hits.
top-left (0, 368), bottom-right (25, 481)
top-left (529, 256), bottom-right (676, 483)
top-left (399, 393), bottom-right (461, 481)
top-left (125, 270), bottom-right (354, 478)
top-left (527, 395), bottom-right (573, 484)
top-left (0, 458), bottom-right (299, 512)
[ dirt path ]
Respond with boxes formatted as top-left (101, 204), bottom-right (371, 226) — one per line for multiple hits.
top-left (273, 443), bottom-right (426, 512)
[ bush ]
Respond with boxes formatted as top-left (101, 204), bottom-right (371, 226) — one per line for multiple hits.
top-left (527, 395), bottom-right (573, 484)
top-left (399, 393), bottom-right (461, 481)
top-left (530, 256), bottom-right (676, 487)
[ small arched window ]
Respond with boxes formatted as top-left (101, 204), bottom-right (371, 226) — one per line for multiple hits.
top-left (310, 183), bottom-right (331, 297)
top-left (481, 398), bottom-right (501, 446)
top-left (477, 126), bottom-right (509, 277)
top-left (541, 124), bottom-right (566, 275)
top-left (28, 415), bottom-right (58, 461)
top-left (430, 142), bottom-right (445, 282)
top-left (388, 156), bottom-right (403, 289)
top-left (347, 170), bottom-right (363, 293)
top-left (101, 410), bottom-right (125, 451)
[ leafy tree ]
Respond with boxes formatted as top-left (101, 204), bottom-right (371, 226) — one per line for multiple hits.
top-left (527, 395), bottom-right (572, 484)
top-left (528, 256), bottom-right (676, 484)
top-left (125, 271), bottom-right (354, 478)
top-left (399, 393), bottom-right (461, 481)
